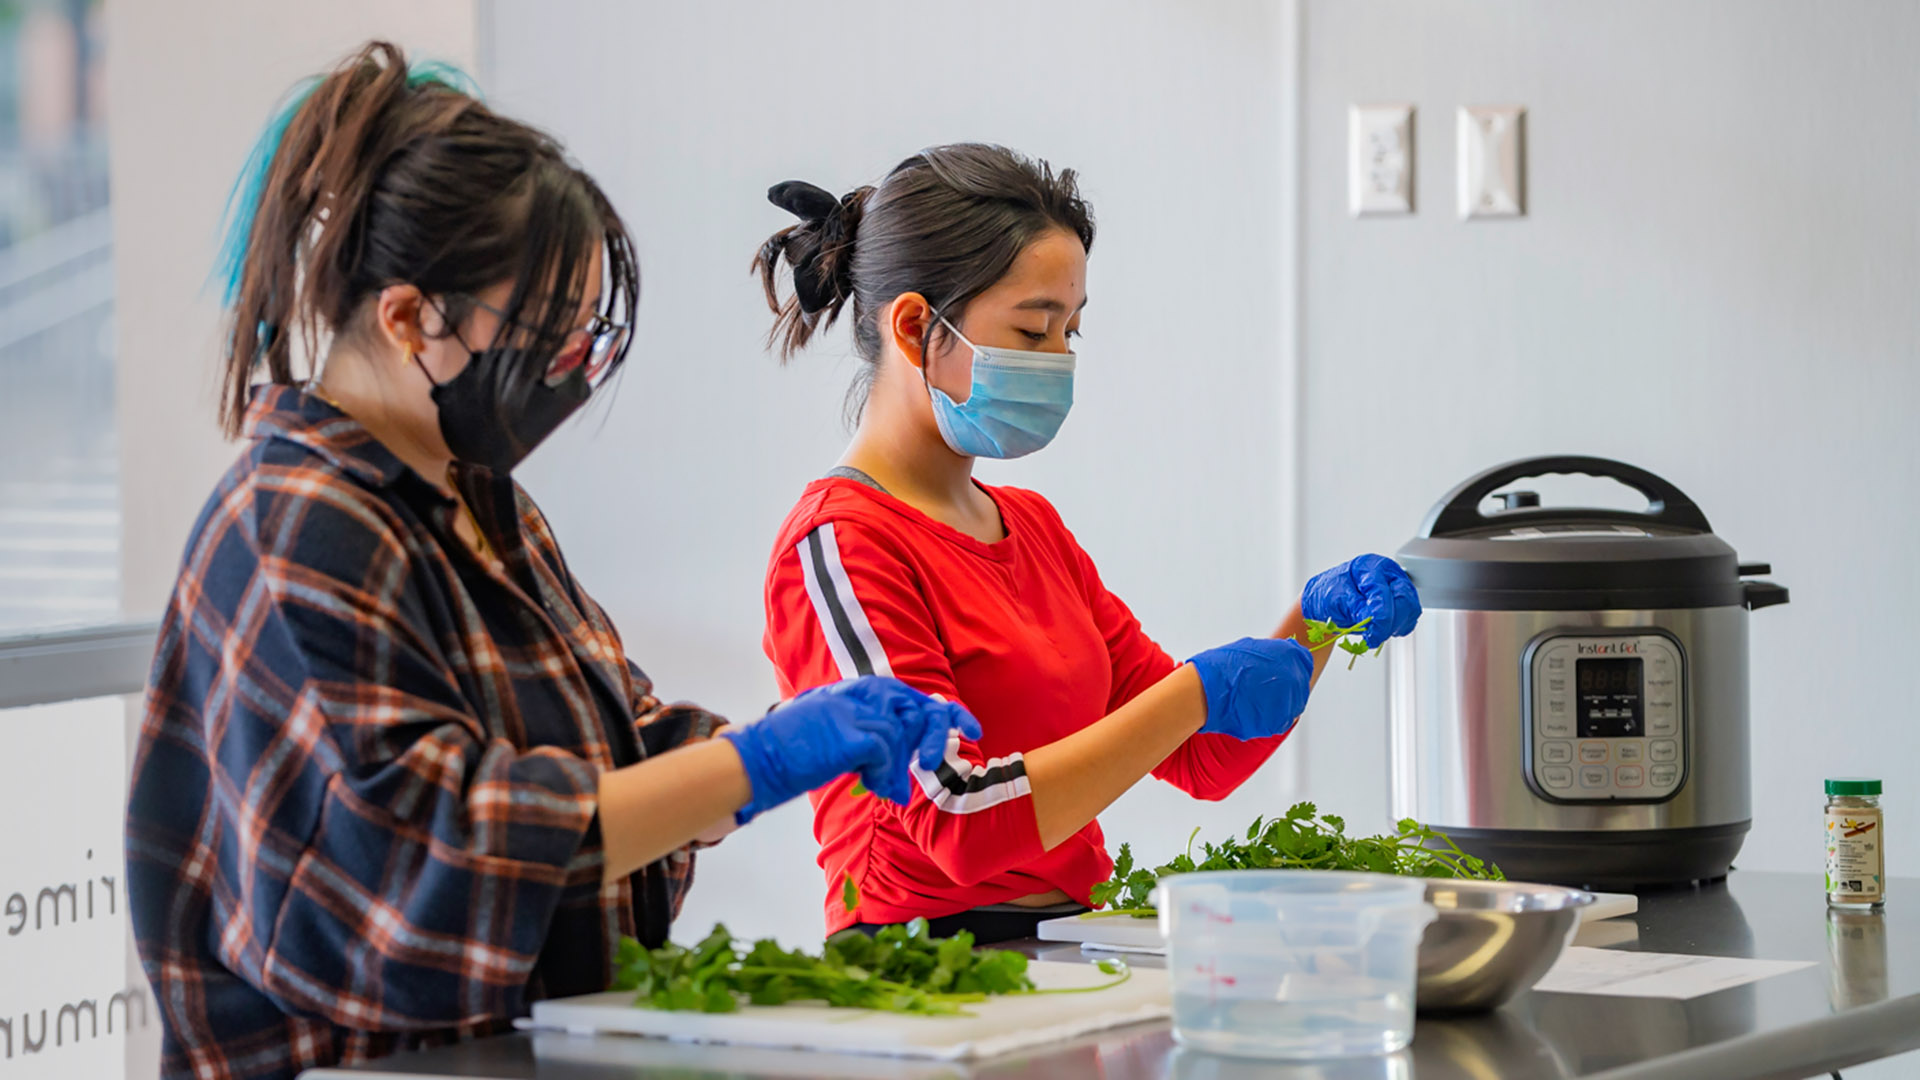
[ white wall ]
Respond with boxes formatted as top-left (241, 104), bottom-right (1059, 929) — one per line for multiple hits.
top-left (1298, 0), bottom-right (1920, 881)
top-left (488, 0), bottom-right (1303, 946)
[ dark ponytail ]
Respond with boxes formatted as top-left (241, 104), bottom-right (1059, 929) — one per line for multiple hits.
top-left (752, 143), bottom-right (1094, 422)
top-left (216, 40), bottom-right (638, 437)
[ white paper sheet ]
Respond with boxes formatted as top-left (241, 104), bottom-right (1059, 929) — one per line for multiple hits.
top-left (1532, 947), bottom-right (1813, 1000)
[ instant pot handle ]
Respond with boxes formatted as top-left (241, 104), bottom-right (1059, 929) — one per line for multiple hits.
top-left (1744, 580), bottom-right (1791, 610)
top-left (1420, 455), bottom-right (1715, 538)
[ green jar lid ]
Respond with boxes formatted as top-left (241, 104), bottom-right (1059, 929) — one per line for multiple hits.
top-left (1827, 778), bottom-right (1882, 796)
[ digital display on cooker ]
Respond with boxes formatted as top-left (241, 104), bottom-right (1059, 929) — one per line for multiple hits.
top-left (1576, 657), bottom-right (1644, 737)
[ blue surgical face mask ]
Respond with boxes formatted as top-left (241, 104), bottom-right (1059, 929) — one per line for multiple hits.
top-left (925, 316), bottom-right (1076, 459)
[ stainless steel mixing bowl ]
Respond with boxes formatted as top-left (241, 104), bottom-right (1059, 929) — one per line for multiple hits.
top-left (1417, 879), bottom-right (1596, 1013)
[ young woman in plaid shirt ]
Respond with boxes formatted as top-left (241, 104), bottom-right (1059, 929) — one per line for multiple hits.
top-left (124, 42), bottom-right (975, 1079)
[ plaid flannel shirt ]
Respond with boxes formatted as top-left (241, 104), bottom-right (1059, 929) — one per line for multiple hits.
top-left (126, 385), bottom-right (723, 1079)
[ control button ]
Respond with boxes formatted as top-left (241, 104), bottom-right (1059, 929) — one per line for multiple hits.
top-left (1615, 742), bottom-right (1643, 763)
top-left (1579, 742), bottom-right (1610, 764)
top-left (1548, 676), bottom-right (1567, 693)
top-left (1541, 765), bottom-right (1574, 790)
top-left (1649, 715), bottom-right (1678, 736)
top-left (1649, 739), bottom-right (1678, 763)
top-left (1540, 718), bottom-right (1574, 739)
top-left (1540, 741), bottom-right (1573, 765)
top-left (1580, 765), bottom-right (1610, 789)
top-left (1547, 655), bottom-right (1567, 672)
top-left (1615, 765), bottom-right (1645, 788)
top-left (1649, 697), bottom-right (1677, 711)
top-left (1548, 698), bottom-right (1568, 716)
top-left (1650, 764), bottom-right (1680, 787)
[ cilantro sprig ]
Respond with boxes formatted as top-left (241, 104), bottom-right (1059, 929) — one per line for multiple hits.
top-left (1304, 616), bottom-right (1382, 669)
top-left (612, 921), bottom-right (1128, 1017)
top-left (1086, 802), bottom-right (1504, 918)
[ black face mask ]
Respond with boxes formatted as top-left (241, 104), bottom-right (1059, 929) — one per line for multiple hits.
top-left (416, 346), bottom-right (590, 475)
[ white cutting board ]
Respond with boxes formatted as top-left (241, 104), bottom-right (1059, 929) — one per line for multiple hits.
top-left (1041, 891), bottom-right (1640, 955)
top-left (523, 961), bottom-right (1168, 1061)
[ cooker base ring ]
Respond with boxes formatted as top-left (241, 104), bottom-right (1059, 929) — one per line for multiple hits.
top-left (1438, 821), bottom-right (1751, 891)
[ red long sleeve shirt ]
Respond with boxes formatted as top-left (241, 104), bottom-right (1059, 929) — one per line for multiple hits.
top-left (763, 477), bottom-right (1286, 932)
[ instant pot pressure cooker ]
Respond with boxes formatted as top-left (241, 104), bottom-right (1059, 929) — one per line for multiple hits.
top-left (1389, 456), bottom-right (1789, 889)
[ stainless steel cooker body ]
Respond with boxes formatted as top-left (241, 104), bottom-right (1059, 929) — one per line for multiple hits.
top-left (1390, 456), bottom-right (1787, 889)
top-left (1389, 605), bottom-right (1752, 887)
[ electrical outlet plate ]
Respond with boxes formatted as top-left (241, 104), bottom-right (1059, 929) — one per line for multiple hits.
top-left (1458, 105), bottom-right (1526, 219)
top-left (1349, 103), bottom-right (1414, 216)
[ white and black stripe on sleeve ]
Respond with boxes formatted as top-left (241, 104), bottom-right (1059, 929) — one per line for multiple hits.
top-left (795, 522), bottom-right (1030, 815)
top-left (911, 729), bottom-right (1031, 815)
top-left (796, 522), bottom-right (893, 679)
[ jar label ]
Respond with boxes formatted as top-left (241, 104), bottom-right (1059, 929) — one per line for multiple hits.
top-left (1827, 806), bottom-right (1885, 904)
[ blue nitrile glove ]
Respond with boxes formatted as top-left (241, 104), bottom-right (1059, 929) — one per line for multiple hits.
top-left (1186, 637), bottom-right (1315, 741)
top-left (722, 676), bottom-right (982, 825)
top-left (1301, 554), bottom-right (1423, 648)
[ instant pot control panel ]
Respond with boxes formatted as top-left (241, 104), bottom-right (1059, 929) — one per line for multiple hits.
top-left (1522, 632), bottom-right (1686, 804)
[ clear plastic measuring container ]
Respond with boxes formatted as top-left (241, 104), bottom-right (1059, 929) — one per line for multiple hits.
top-left (1156, 870), bottom-right (1436, 1060)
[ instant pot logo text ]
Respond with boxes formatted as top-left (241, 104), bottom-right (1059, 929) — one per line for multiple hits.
top-left (1576, 641), bottom-right (1640, 655)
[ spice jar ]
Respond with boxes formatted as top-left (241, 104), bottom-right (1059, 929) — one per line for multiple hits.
top-left (1826, 778), bottom-right (1885, 909)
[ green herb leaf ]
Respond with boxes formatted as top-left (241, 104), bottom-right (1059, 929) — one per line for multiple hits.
top-left (1302, 617), bottom-right (1380, 669)
top-left (1086, 801), bottom-right (1503, 912)
top-left (616, 921), bottom-right (1042, 1017)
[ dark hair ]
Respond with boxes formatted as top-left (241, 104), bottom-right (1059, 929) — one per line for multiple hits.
top-left (216, 40), bottom-right (637, 437)
top-left (752, 143), bottom-right (1094, 421)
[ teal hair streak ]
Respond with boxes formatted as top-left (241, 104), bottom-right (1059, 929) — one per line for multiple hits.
top-left (211, 56), bottom-right (483, 308)
top-left (405, 58), bottom-right (482, 100)
top-left (212, 76), bottom-right (317, 308)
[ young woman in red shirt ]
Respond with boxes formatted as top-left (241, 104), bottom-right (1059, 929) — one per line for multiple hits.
top-left (755, 145), bottom-right (1422, 943)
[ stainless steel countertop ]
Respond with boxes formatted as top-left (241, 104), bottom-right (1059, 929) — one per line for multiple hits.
top-left (310, 870), bottom-right (1920, 1080)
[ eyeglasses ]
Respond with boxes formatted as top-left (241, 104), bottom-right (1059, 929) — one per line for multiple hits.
top-left (460, 297), bottom-right (631, 388)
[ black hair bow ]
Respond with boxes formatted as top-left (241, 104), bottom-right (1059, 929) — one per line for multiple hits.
top-left (768, 180), bottom-right (840, 224)
top-left (768, 180), bottom-right (846, 315)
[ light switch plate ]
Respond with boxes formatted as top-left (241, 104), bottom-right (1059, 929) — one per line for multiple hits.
top-left (1458, 105), bottom-right (1526, 219)
top-left (1349, 103), bottom-right (1414, 216)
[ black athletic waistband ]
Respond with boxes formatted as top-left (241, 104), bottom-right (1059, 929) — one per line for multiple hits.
top-left (847, 903), bottom-right (1089, 946)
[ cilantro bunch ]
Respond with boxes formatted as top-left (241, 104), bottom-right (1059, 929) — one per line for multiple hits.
top-left (611, 920), bottom-right (1127, 1016)
top-left (1088, 802), bottom-right (1504, 918)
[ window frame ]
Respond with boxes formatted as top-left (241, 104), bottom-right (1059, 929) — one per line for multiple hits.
top-left (0, 620), bottom-right (157, 709)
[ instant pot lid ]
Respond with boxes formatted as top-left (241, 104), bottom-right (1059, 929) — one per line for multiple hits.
top-left (1396, 456), bottom-right (1784, 611)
